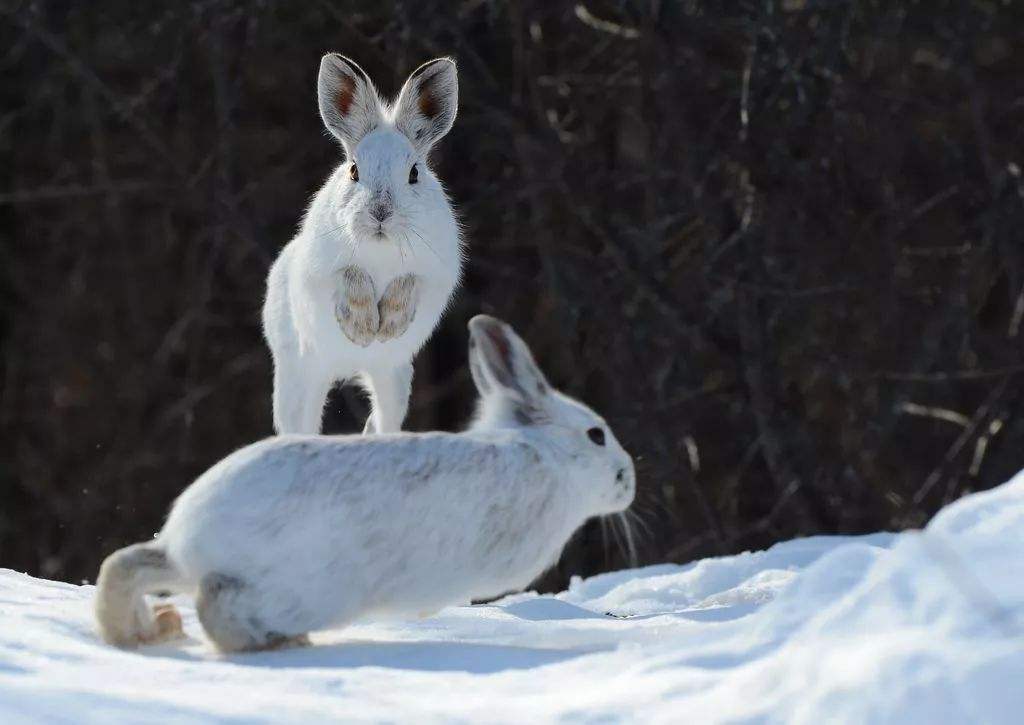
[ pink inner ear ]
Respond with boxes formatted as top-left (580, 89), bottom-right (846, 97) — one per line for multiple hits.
top-left (335, 74), bottom-right (357, 116)
top-left (485, 326), bottom-right (513, 367)
top-left (416, 73), bottom-right (440, 120)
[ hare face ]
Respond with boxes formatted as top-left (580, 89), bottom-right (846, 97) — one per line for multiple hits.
top-left (548, 392), bottom-right (636, 516)
top-left (467, 315), bottom-right (637, 519)
top-left (317, 53), bottom-right (458, 248)
top-left (342, 128), bottom-right (434, 245)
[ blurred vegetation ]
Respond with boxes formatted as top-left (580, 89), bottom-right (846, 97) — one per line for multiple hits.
top-left (1, 0), bottom-right (1023, 588)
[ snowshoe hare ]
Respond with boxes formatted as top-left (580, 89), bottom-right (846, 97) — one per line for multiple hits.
top-left (95, 316), bottom-right (635, 652)
top-left (263, 54), bottom-right (463, 434)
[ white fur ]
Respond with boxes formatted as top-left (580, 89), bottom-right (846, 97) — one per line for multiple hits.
top-left (95, 316), bottom-right (636, 652)
top-left (263, 54), bottom-right (463, 434)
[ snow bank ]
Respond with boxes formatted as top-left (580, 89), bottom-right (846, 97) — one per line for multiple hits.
top-left (2, 472), bottom-right (1023, 723)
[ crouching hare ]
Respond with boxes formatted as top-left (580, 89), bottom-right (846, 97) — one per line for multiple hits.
top-left (263, 54), bottom-right (463, 434)
top-left (95, 316), bottom-right (635, 652)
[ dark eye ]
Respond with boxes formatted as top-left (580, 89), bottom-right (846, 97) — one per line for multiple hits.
top-left (350, 164), bottom-right (359, 182)
top-left (409, 164), bottom-right (418, 184)
top-left (587, 427), bottom-right (605, 446)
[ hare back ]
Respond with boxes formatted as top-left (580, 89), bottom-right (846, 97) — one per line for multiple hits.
top-left (160, 432), bottom-right (580, 623)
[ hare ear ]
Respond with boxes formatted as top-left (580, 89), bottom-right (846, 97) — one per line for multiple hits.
top-left (468, 316), bottom-right (551, 410)
top-left (393, 58), bottom-right (458, 153)
top-left (318, 54), bottom-right (383, 153)
top-left (468, 335), bottom-right (494, 398)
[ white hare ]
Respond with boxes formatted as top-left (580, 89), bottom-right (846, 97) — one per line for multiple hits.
top-left (263, 54), bottom-right (463, 434)
top-left (95, 315), bottom-right (636, 652)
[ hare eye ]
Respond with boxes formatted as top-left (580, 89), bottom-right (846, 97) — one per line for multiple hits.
top-left (409, 164), bottom-right (419, 184)
top-left (587, 427), bottom-right (605, 446)
top-left (349, 164), bottom-right (359, 182)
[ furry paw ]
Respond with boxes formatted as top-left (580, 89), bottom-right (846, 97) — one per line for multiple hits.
top-left (264, 633), bottom-right (312, 651)
top-left (336, 266), bottom-right (380, 347)
top-left (147, 603), bottom-right (184, 643)
top-left (377, 274), bottom-right (420, 342)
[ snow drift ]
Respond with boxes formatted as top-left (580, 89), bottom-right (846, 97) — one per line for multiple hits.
top-left (2, 471), bottom-right (1023, 723)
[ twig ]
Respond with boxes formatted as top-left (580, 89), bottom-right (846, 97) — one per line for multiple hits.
top-left (739, 41), bottom-right (754, 142)
top-left (665, 479), bottom-right (802, 561)
top-left (897, 402), bottom-right (970, 428)
top-left (911, 378), bottom-right (1011, 506)
top-left (968, 418), bottom-right (1004, 477)
top-left (737, 285), bottom-right (821, 528)
top-left (574, 5), bottom-right (640, 39)
top-left (683, 436), bottom-right (701, 474)
top-left (1009, 284), bottom-right (1024, 338)
top-left (875, 365), bottom-right (1024, 383)
top-left (902, 185), bottom-right (961, 228)
top-left (0, 182), bottom-right (158, 204)
top-left (566, 193), bottom-right (729, 358)
top-left (708, 275), bottom-right (856, 298)
top-left (11, 9), bottom-right (184, 175)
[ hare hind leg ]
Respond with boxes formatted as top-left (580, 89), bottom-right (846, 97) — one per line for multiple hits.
top-left (271, 353), bottom-right (333, 435)
top-left (361, 362), bottom-right (413, 434)
top-left (196, 573), bottom-right (310, 653)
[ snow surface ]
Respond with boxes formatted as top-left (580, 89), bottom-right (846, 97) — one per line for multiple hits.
top-left (2, 471), bottom-right (1023, 723)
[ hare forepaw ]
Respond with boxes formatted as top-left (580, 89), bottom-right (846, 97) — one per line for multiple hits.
top-left (377, 273), bottom-right (420, 342)
top-left (336, 265), bottom-right (380, 347)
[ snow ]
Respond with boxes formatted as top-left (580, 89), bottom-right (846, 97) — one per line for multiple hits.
top-left (2, 471), bottom-right (1023, 723)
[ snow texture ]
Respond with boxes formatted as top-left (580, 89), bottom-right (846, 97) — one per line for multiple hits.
top-left (2, 471), bottom-right (1023, 723)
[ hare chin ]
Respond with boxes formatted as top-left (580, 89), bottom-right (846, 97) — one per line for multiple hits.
top-left (351, 223), bottom-right (401, 246)
top-left (368, 229), bottom-right (401, 245)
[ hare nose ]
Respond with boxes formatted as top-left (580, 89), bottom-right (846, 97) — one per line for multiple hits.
top-left (370, 205), bottom-right (391, 223)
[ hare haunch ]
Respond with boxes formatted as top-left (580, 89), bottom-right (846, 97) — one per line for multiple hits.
top-left (263, 54), bottom-right (463, 434)
top-left (95, 316), bottom-right (636, 653)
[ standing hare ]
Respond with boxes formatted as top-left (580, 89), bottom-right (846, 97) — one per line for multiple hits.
top-left (94, 316), bottom-right (636, 652)
top-left (263, 54), bottom-right (463, 434)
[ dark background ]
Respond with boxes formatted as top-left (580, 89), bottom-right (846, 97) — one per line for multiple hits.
top-left (2, 0), bottom-right (1022, 589)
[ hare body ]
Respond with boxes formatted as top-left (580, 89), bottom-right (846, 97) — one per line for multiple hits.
top-left (164, 430), bottom-right (581, 636)
top-left (263, 54), bottom-right (463, 434)
top-left (96, 316), bottom-right (635, 652)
